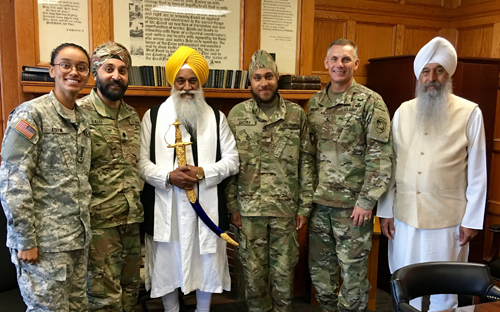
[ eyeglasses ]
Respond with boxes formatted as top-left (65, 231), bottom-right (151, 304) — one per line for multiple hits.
top-left (53, 61), bottom-right (90, 76)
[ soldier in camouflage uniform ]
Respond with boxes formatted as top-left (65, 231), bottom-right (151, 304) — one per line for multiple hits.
top-left (226, 50), bottom-right (316, 312)
top-left (0, 43), bottom-right (92, 311)
top-left (77, 42), bottom-right (143, 312)
top-left (307, 39), bottom-right (392, 312)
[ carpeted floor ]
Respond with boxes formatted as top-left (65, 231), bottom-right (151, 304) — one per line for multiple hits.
top-left (137, 288), bottom-right (396, 312)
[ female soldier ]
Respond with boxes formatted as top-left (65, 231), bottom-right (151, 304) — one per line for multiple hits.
top-left (0, 43), bottom-right (92, 311)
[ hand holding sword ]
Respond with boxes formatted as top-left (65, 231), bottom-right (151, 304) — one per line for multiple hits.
top-left (166, 120), bottom-right (239, 246)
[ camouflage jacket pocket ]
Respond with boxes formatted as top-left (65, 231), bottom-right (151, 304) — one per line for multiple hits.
top-left (91, 123), bottom-right (121, 163)
top-left (237, 128), bottom-right (260, 165)
top-left (274, 128), bottom-right (291, 158)
top-left (19, 255), bottom-right (67, 281)
top-left (335, 113), bottom-right (364, 151)
top-left (274, 127), bottom-right (301, 163)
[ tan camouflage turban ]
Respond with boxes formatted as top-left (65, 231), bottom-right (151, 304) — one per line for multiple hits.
top-left (91, 41), bottom-right (132, 77)
top-left (248, 50), bottom-right (279, 79)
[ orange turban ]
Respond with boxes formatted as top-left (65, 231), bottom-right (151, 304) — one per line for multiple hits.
top-left (166, 46), bottom-right (209, 86)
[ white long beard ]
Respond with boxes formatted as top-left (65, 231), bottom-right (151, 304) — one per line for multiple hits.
top-left (415, 78), bottom-right (453, 136)
top-left (172, 87), bottom-right (205, 136)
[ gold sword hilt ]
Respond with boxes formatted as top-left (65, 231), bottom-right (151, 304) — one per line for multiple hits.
top-left (167, 119), bottom-right (196, 202)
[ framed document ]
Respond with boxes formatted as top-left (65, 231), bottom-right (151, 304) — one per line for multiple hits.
top-left (260, 0), bottom-right (298, 74)
top-left (113, 0), bottom-right (241, 69)
top-left (37, 0), bottom-right (90, 63)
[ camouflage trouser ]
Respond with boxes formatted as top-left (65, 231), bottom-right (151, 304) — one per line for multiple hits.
top-left (87, 223), bottom-right (141, 312)
top-left (308, 204), bottom-right (372, 312)
top-left (239, 216), bottom-right (299, 312)
top-left (11, 248), bottom-right (88, 311)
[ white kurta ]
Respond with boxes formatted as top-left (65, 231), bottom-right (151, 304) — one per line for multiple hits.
top-left (377, 103), bottom-right (487, 311)
top-left (139, 98), bottom-right (239, 297)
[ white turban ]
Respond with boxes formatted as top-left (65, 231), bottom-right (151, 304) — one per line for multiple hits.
top-left (414, 37), bottom-right (457, 79)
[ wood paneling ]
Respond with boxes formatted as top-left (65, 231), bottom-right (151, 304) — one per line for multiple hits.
top-left (298, 0), bottom-right (316, 75)
top-left (457, 25), bottom-right (494, 57)
top-left (406, 0), bottom-right (444, 7)
top-left (242, 0), bottom-right (261, 70)
top-left (492, 23), bottom-right (500, 58)
top-left (312, 19), bottom-right (346, 71)
top-left (440, 28), bottom-right (458, 46)
top-left (14, 1), bottom-right (36, 106)
top-left (403, 27), bottom-right (441, 54)
top-left (315, 0), bottom-right (451, 21)
top-left (91, 0), bottom-right (112, 51)
top-left (0, 0), bottom-right (18, 136)
top-left (355, 23), bottom-right (396, 77)
top-left (315, 8), bottom-right (448, 30)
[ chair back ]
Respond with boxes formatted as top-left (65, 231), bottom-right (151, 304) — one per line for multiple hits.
top-left (390, 262), bottom-right (500, 312)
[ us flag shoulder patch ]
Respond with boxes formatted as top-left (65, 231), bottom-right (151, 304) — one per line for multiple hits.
top-left (15, 119), bottom-right (37, 139)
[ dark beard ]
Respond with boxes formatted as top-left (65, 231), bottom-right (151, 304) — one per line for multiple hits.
top-left (250, 88), bottom-right (279, 105)
top-left (96, 76), bottom-right (128, 102)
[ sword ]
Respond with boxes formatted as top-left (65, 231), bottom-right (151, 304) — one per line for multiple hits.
top-left (167, 120), bottom-right (238, 246)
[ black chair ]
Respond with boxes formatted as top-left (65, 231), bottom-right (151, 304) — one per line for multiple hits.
top-left (0, 204), bottom-right (26, 311)
top-left (484, 224), bottom-right (500, 285)
top-left (390, 261), bottom-right (500, 312)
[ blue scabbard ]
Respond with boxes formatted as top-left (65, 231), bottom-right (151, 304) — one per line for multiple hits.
top-left (190, 198), bottom-right (238, 246)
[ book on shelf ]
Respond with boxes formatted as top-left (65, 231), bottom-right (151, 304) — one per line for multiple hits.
top-left (234, 70), bottom-right (242, 89)
top-left (280, 82), bottom-right (322, 90)
top-left (279, 74), bottom-right (321, 84)
top-left (241, 71), bottom-right (249, 89)
top-left (204, 70), bottom-right (213, 88)
top-left (21, 72), bottom-right (54, 82)
top-left (230, 70), bottom-right (237, 89)
top-left (22, 66), bottom-right (50, 74)
top-left (225, 70), bottom-right (233, 89)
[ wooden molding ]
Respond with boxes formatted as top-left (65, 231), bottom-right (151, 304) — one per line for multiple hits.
top-left (21, 81), bottom-right (318, 100)
top-left (315, 0), bottom-right (500, 27)
top-left (315, 0), bottom-right (451, 21)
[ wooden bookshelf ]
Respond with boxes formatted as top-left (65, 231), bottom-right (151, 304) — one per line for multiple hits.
top-left (21, 81), bottom-right (318, 101)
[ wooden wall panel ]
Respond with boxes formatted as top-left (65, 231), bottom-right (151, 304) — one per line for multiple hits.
top-left (457, 25), bottom-right (494, 57)
top-left (440, 28), bottom-right (458, 46)
top-left (406, 0), bottom-right (444, 7)
top-left (312, 19), bottom-right (346, 72)
top-left (242, 0), bottom-right (261, 70)
top-left (355, 23), bottom-right (396, 77)
top-left (0, 0), bottom-right (18, 136)
top-left (91, 0), bottom-right (112, 51)
top-left (298, 0), bottom-right (316, 75)
top-left (492, 23), bottom-right (500, 58)
top-left (403, 27), bottom-right (441, 54)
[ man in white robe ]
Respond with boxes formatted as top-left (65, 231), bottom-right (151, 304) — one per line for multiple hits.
top-left (377, 37), bottom-right (487, 311)
top-left (139, 46), bottom-right (239, 312)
